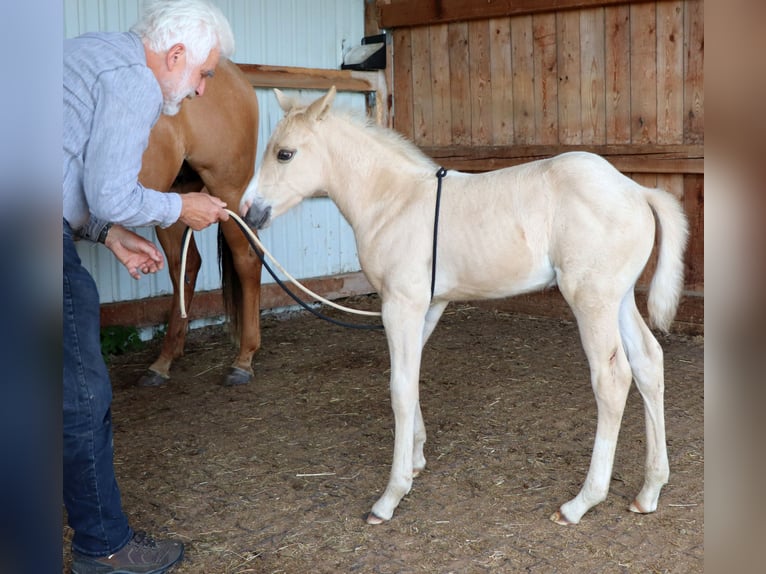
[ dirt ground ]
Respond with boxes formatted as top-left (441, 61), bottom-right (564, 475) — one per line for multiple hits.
top-left (63, 295), bottom-right (704, 573)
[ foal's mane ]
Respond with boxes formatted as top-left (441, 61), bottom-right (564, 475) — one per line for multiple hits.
top-left (353, 114), bottom-right (438, 172)
top-left (308, 102), bottom-right (438, 173)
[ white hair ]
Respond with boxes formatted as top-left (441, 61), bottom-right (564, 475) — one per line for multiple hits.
top-left (131, 0), bottom-right (235, 65)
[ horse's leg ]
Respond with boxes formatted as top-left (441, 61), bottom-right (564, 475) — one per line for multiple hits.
top-left (367, 296), bottom-right (429, 524)
top-left (218, 217), bottom-right (263, 386)
top-left (138, 223), bottom-right (201, 386)
top-left (551, 287), bottom-right (633, 525)
top-left (412, 301), bottom-right (449, 476)
top-left (618, 293), bottom-right (669, 514)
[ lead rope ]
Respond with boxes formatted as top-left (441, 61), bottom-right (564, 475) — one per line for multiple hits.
top-left (179, 168), bottom-right (447, 330)
top-left (431, 167), bottom-right (447, 301)
top-left (180, 210), bottom-right (384, 330)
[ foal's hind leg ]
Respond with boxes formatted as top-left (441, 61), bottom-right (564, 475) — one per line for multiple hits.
top-left (552, 304), bottom-right (633, 525)
top-left (619, 295), bottom-right (669, 514)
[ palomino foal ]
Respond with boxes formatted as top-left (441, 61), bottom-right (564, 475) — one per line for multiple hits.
top-left (240, 87), bottom-right (689, 526)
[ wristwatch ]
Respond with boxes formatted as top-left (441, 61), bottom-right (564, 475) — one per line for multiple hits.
top-left (97, 222), bottom-right (113, 244)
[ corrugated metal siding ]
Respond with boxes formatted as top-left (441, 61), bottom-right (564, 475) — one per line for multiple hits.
top-left (64, 0), bottom-right (365, 305)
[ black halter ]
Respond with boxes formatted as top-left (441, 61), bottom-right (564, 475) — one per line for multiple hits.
top-left (431, 167), bottom-right (448, 301)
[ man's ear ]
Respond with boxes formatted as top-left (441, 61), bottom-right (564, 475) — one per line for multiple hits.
top-left (166, 43), bottom-right (186, 71)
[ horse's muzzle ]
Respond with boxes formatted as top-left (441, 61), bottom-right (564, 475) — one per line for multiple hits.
top-left (243, 203), bottom-right (272, 230)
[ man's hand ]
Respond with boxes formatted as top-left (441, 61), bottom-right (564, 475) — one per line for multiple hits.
top-left (104, 224), bottom-right (165, 279)
top-left (179, 192), bottom-right (230, 230)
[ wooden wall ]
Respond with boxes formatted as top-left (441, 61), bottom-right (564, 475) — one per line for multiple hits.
top-left (372, 0), bottom-right (704, 331)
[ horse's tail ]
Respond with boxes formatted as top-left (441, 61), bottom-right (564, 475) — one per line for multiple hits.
top-left (642, 187), bottom-right (689, 332)
top-left (218, 226), bottom-right (242, 343)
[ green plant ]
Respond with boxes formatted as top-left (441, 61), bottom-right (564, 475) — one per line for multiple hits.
top-left (100, 325), bottom-right (144, 361)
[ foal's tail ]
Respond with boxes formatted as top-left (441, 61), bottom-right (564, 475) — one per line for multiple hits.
top-left (642, 188), bottom-right (689, 332)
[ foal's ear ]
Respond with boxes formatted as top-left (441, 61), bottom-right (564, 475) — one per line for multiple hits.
top-left (274, 88), bottom-right (292, 113)
top-left (306, 85), bottom-right (336, 122)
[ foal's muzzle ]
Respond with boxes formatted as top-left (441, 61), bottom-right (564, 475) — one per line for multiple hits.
top-left (243, 203), bottom-right (272, 230)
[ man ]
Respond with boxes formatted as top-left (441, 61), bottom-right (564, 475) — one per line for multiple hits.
top-left (63, 1), bottom-right (235, 572)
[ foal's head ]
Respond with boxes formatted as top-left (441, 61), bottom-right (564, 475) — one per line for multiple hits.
top-left (240, 87), bottom-right (337, 229)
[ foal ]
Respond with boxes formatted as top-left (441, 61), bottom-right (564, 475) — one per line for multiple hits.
top-left (241, 88), bottom-right (689, 525)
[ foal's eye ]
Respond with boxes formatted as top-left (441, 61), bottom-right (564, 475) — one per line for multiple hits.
top-left (277, 149), bottom-right (295, 162)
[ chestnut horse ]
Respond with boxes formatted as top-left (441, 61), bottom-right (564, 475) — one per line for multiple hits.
top-left (137, 58), bottom-right (261, 387)
top-left (241, 88), bottom-right (689, 525)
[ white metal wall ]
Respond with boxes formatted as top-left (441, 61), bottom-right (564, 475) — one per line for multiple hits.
top-left (64, 0), bottom-right (366, 310)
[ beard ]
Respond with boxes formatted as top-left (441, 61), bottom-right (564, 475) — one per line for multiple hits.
top-left (161, 66), bottom-right (195, 116)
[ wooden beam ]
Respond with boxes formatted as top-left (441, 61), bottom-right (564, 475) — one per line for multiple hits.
top-left (236, 63), bottom-right (381, 93)
top-left (235, 63), bottom-right (389, 127)
top-left (469, 288), bottom-right (703, 335)
top-left (419, 144), bottom-right (704, 174)
top-left (378, 0), bottom-right (654, 29)
top-left (102, 275), bottom-right (701, 334)
top-left (101, 272), bottom-right (376, 328)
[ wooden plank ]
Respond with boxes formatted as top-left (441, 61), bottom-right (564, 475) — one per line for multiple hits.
top-left (429, 156), bottom-right (702, 175)
top-left (392, 28), bottom-right (414, 137)
top-left (410, 25), bottom-right (434, 144)
top-left (636, 191), bottom-right (659, 289)
top-left (489, 17), bottom-right (514, 144)
top-left (418, 143), bottom-right (704, 174)
top-left (103, 272), bottom-right (702, 333)
top-left (557, 10), bottom-right (583, 144)
top-left (420, 143), bottom-right (703, 159)
top-left (429, 24), bottom-right (453, 145)
top-left (236, 63), bottom-right (388, 126)
top-left (468, 19), bottom-right (493, 144)
top-left (656, 173), bottom-right (684, 200)
top-left (604, 4), bottom-right (631, 143)
top-left (657, 1), bottom-right (684, 144)
top-left (237, 63), bottom-right (376, 92)
top-left (630, 3), bottom-right (658, 143)
top-left (100, 272), bottom-right (376, 327)
top-left (580, 8), bottom-right (606, 144)
top-left (469, 289), bottom-right (703, 334)
top-left (604, 156), bottom-right (700, 174)
top-left (365, 0), bottom-right (382, 35)
top-left (632, 173), bottom-right (659, 188)
top-left (448, 22), bottom-right (472, 144)
top-left (682, 173), bottom-right (704, 291)
top-left (533, 13), bottom-right (558, 144)
top-left (378, 0), bottom-right (651, 29)
top-left (511, 15), bottom-right (535, 144)
top-left (684, 0), bottom-right (704, 143)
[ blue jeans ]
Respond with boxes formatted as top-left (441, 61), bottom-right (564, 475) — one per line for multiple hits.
top-left (63, 220), bottom-right (133, 557)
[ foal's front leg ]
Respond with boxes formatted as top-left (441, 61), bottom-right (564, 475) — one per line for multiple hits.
top-left (412, 301), bottom-right (448, 476)
top-left (367, 302), bottom-right (427, 524)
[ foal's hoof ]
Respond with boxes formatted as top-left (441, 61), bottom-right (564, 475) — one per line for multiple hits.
top-left (364, 512), bottom-right (386, 525)
top-left (550, 509), bottom-right (576, 526)
top-left (222, 366), bottom-right (253, 387)
top-left (629, 499), bottom-right (649, 514)
top-left (137, 370), bottom-right (168, 387)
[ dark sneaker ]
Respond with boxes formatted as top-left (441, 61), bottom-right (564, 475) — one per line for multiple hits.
top-left (71, 531), bottom-right (184, 574)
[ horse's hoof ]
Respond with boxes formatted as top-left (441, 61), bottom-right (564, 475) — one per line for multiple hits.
top-left (137, 370), bottom-right (168, 387)
top-left (550, 509), bottom-right (576, 526)
top-left (629, 499), bottom-right (648, 514)
top-left (222, 366), bottom-right (253, 387)
top-left (364, 512), bottom-right (386, 525)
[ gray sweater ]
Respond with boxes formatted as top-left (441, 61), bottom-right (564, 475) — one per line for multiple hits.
top-left (63, 31), bottom-right (182, 241)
